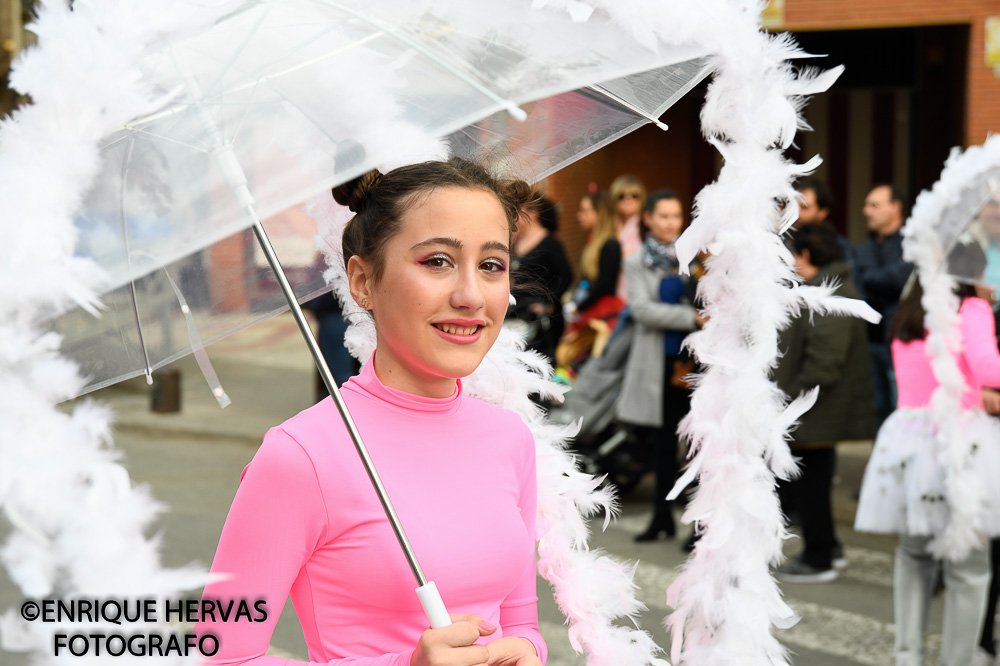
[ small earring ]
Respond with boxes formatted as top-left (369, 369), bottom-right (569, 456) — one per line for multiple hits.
top-left (361, 297), bottom-right (370, 309)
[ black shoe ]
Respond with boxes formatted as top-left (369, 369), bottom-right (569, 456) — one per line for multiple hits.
top-left (635, 514), bottom-right (676, 542)
top-left (775, 557), bottom-right (838, 583)
top-left (831, 543), bottom-right (848, 570)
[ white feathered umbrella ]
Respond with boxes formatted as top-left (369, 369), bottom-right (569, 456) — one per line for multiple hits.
top-left (900, 134), bottom-right (1000, 563)
top-left (1, 1), bottom-right (877, 665)
top-left (2, 0), bottom-right (710, 661)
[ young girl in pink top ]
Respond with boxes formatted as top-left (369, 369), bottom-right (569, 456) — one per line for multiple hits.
top-left (855, 241), bottom-right (1000, 666)
top-left (199, 159), bottom-right (546, 666)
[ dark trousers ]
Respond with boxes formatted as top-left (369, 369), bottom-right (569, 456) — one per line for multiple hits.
top-left (637, 356), bottom-right (691, 520)
top-left (981, 538), bottom-right (1000, 656)
top-left (788, 446), bottom-right (838, 570)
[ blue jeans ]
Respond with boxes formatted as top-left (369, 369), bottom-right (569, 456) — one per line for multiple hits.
top-left (869, 341), bottom-right (898, 427)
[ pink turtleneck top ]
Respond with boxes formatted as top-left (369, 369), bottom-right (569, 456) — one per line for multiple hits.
top-left (893, 297), bottom-right (1000, 410)
top-left (199, 359), bottom-right (545, 665)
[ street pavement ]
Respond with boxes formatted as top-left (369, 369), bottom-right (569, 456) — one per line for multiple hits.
top-left (0, 313), bottom-right (974, 665)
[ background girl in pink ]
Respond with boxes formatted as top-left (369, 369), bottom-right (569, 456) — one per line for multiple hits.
top-left (855, 241), bottom-right (1000, 666)
top-left (199, 158), bottom-right (545, 666)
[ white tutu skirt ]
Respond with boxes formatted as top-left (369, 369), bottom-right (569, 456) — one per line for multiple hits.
top-left (854, 408), bottom-right (1000, 537)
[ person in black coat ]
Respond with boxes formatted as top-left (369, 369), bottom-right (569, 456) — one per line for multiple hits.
top-left (509, 196), bottom-right (574, 365)
top-left (774, 222), bottom-right (876, 582)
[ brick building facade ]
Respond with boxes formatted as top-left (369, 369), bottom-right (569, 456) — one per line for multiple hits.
top-left (783, 0), bottom-right (998, 148)
top-left (546, 1), bottom-right (1000, 267)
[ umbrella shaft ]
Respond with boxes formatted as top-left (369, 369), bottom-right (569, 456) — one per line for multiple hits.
top-left (249, 216), bottom-right (429, 588)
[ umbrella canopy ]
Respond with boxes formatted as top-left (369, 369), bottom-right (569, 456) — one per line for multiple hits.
top-left (50, 0), bottom-right (711, 397)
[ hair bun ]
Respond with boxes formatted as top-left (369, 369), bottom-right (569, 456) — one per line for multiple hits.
top-left (498, 178), bottom-right (536, 211)
top-left (332, 169), bottom-right (383, 213)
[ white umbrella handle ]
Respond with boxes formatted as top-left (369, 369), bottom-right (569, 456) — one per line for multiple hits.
top-left (417, 582), bottom-right (452, 628)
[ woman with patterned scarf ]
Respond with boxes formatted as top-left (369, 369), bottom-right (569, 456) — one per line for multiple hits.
top-left (617, 189), bottom-right (706, 542)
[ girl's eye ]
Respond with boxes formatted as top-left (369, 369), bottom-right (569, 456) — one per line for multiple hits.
top-left (481, 258), bottom-right (507, 274)
top-left (419, 254), bottom-right (452, 269)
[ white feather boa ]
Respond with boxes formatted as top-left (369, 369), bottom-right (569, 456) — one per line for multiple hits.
top-left (617, 13), bottom-right (878, 666)
top-left (0, 0), bottom-right (235, 662)
top-left (563, 54), bottom-right (880, 666)
top-left (902, 135), bottom-right (1000, 562)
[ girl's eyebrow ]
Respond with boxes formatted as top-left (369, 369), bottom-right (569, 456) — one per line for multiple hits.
top-left (410, 237), bottom-right (461, 252)
top-left (410, 237), bottom-right (510, 255)
top-left (481, 240), bottom-right (510, 255)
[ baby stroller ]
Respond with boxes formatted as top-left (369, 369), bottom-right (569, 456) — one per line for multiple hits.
top-left (548, 319), bottom-right (649, 495)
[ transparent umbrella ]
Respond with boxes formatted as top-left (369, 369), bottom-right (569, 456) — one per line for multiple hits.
top-left (943, 175), bottom-right (1000, 290)
top-left (44, 0), bottom-right (713, 627)
top-left (51, 0), bottom-right (711, 399)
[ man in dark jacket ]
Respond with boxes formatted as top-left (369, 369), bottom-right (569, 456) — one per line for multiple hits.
top-left (854, 184), bottom-right (914, 426)
top-left (774, 222), bottom-right (876, 583)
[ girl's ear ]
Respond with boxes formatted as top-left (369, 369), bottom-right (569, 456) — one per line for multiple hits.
top-left (347, 255), bottom-right (374, 309)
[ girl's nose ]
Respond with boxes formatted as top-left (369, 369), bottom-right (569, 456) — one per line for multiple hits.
top-left (450, 266), bottom-right (486, 311)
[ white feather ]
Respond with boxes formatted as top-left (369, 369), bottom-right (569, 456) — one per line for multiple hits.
top-left (0, 0), bottom-right (226, 659)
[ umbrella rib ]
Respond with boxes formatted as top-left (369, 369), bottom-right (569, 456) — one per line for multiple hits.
top-left (587, 84), bottom-right (669, 131)
top-left (197, 9), bottom-right (367, 144)
top-left (326, 1), bottom-right (526, 121)
top-left (209, 30), bottom-right (384, 102)
top-left (221, 28), bottom-right (383, 146)
top-left (121, 32), bottom-right (382, 139)
top-left (200, 3), bottom-right (272, 103)
top-left (177, 29), bottom-right (384, 146)
top-left (119, 138), bottom-right (155, 385)
top-left (227, 77), bottom-right (262, 147)
top-left (118, 126), bottom-right (212, 153)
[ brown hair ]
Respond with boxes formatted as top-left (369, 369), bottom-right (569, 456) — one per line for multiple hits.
top-left (333, 157), bottom-right (536, 283)
top-left (889, 279), bottom-right (925, 343)
top-left (579, 190), bottom-right (616, 282)
top-left (790, 221), bottom-right (844, 268)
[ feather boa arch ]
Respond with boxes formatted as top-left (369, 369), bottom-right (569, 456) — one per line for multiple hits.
top-left (1, 1), bottom-right (879, 665)
top-left (0, 1), bottom-right (235, 663)
top-left (901, 134), bottom-right (1000, 562)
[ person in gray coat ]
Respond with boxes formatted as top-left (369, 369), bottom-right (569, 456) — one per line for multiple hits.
top-left (617, 190), bottom-right (705, 541)
top-left (773, 221), bottom-right (876, 582)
